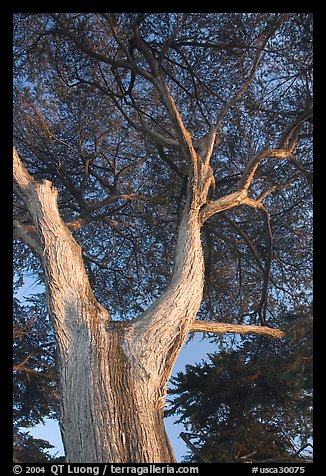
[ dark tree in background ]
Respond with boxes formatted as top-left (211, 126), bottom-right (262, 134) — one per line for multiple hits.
top-left (168, 310), bottom-right (313, 463)
top-left (13, 13), bottom-right (312, 462)
top-left (13, 295), bottom-right (59, 462)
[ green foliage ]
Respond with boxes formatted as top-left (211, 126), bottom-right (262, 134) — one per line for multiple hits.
top-left (13, 292), bottom-right (60, 460)
top-left (13, 295), bottom-right (59, 428)
top-left (13, 427), bottom-right (54, 463)
top-left (167, 310), bottom-right (313, 463)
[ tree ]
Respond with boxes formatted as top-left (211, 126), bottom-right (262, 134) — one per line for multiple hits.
top-left (13, 294), bottom-right (60, 461)
top-left (13, 13), bottom-right (313, 462)
top-left (168, 310), bottom-right (313, 463)
top-left (13, 427), bottom-right (55, 463)
top-left (13, 295), bottom-right (59, 426)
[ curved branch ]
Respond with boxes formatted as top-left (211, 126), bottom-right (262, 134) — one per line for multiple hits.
top-left (279, 106), bottom-right (313, 149)
top-left (201, 115), bottom-right (311, 224)
top-left (236, 148), bottom-right (293, 193)
top-left (179, 433), bottom-right (210, 463)
top-left (155, 75), bottom-right (198, 165)
top-left (199, 189), bottom-right (248, 223)
top-left (190, 320), bottom-right (284, 338)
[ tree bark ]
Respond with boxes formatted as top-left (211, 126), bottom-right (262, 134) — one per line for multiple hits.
top-left (13, 148), bottom-right (206, 462)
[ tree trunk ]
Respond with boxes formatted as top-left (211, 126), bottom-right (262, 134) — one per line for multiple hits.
top-left (14, 109), bottom-right (286, 460)
top-left (59, 319), bottom-right (177, 463)
top-left (14, 114), bottom-right (287, 460)
top-left (13, 148), bottom-right (205, 462)
top-left (58, 202), bottom-right (204, 463)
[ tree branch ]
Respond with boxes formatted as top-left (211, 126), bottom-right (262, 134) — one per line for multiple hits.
top-left (200, 104), bottom-right (312, 224)
top-left (13, 147), bottom-right (36, 192)
top-left (155, 75), bottom-right (198, 166)
top-left (190, 320), bottom-right (284, 338)
top-left (13, 219), bottom-right (43, 256)
top-left (77, 75), bottom-right (181, 150)
top-left (50, 14), bottom-right (132, 71)
top-left (13, 148), bottom-right (110, 334)
top-left (255, 205), bottom-right (273, 325)
top-left (236, 148), bottom-right (293, 193)
top-left (199, 147), bottom-right (296, 223)
top-left (156, 143), bottom-right (186, 178)
top-left (199, 189), bottom-right (248, 223)
top-left (279, 105), bottom-right (313, 149)
top-left (179, 433), bottom-right (210, 463)
top-left (212, 14), bottom-right (289, 131)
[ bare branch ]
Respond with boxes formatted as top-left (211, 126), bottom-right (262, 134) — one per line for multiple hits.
top-left (132, 24), bottom-right (159, 76)
top-left (179, 433), bottom-right (210, 463)
top-left (257, 173), bottom-right (303, 203)
top-left (255, 205), bottom-right (273, 325)
top-left (237, 148), bottom-right (293, 193)
top-left (199, 189), bottom-right (248, 224)
top-left (212, 14), bottom-right (290, 131)
top-left (34, 108), bottom-right (80, 156)
top-left (13, 147), bottom-right (36, 192)
top-left (190, 320), bottom-right (285, 338)
top-left (200, 105), bottom-right (311, 223)
top-left (222, 214), bottom-right (264, 272)
top-left (65, 217), bottom-right (90, 232)
top-left (83, 192), bottom-right (168, 216)
top-left (13, 148), bottom-right (110, 327)
top-left (13, 216), bottom-right (90, 236)
top-left (156, 143), bottom-right (186, 178)
top-left (155, 75), bottom-right (198, 165)
top-left (279, 105), bottom-right (313, 149)
top-left (13, 351), bottom-right (36, 369)
top-left (222, 210), bottom-right (273, 326)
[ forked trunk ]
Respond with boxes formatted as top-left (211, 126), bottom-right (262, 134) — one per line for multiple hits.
top-left (13, 148), bottom-right (206, 462)
top-left (58, 205), bottom-right (204, 463)
top-left (58, 320), bottom-right (176, 463)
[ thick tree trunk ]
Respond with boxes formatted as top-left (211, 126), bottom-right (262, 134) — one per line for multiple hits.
top-left (47, 205), bottom-right (203, 462)
top-left (13, 148), bottom-right (205, 462)
top-left (14, 106), bottom-right (286, 460)
top-left (13, 126), bottom-right (286, 461)
top-left (59, 319), bottom-right (177, 462)
top-left (14, 120), bottom-right (285, 461)
top-left (58, 203), bottom-right (204, 462)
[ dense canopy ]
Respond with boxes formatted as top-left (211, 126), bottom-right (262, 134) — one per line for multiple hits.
top-left (14, 13), bottom-right (312, 322)
top-left (13, 12), bottom-right (313, 461)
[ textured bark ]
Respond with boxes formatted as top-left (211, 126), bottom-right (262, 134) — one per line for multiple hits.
top-left (59, 320), bottom-right (177, 462)
top-left (13, 148), bottom-right (205, 463)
